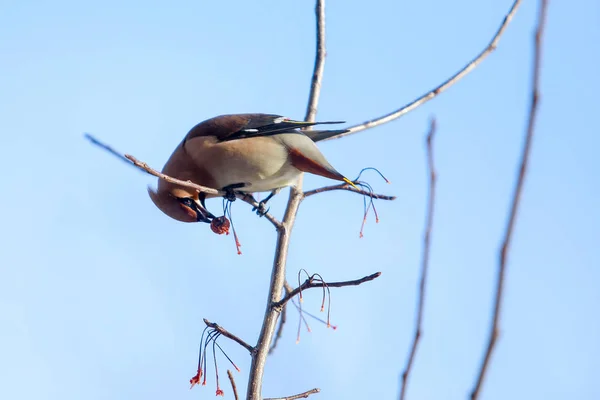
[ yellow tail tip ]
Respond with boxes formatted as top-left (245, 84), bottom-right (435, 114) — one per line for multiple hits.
top-left (343, 177), bottom-right (359, 189)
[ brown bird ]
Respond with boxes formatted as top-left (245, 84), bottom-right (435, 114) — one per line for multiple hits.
top-left (148, 113), bottom-right (356, 223)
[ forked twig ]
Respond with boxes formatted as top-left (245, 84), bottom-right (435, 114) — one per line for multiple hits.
top-left (246, 1), bottom-right (327, 398)
top-left (308, 0), bottom-right (523, 142)
top-left (303, 183), bottom-right (396, 200)
top-left (203, 319), bottom-right (255, 354)
top-left (274, 272), bottom-right (381, 309)
top-left (399, 119), bottom-right (437, 400)
top-left (470, 1), bottom-right (548, 398)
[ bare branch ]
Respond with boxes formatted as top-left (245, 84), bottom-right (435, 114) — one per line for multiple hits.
top-left (304, 0), bottom-right (326, 123)
top-left (247, 186), bottom-right (304, 400)
top-left (85, 134), bottom-right (282, 229)
top-left (203, 319), bottom-right (255, 354)
top-left (303, 183), bottom-right (396, 200)
top-left (227, 370), bottom-right (240, 400)
top-left (264, 388), bottom-right (321, 400)
top-left (246, 1), bottom-right (327, 398)
top-left (84, 133), bottom-right (136, 166)
top-left (399, 119), bottom-right (437, 400)
top-left (125, 154), bottom-right (220, 195)
top-left (85, 133), bottom-right (220, 195)
top-left (309, 0), bottom-right (522, 142)
top-left (275, 272), bottom-right (382, 309)
top-left (470, 1), bottom-right (548, 398)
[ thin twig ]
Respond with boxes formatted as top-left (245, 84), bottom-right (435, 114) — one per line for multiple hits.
top-left (85, 133), bottom-right (219, 195)
top-left (125, 154), bottom-right (220, 195)
top-left (227, 370), bottom-right (240, 400)
top-left (399, 119), bottom-right (437, 400)
top-left (84, 134), bottom-right (283, 229)
top-left (275, 272), bottom-right (382, 309)
top-left (470, 1), bottom-right (547, 398)
top-left (308, 0), bottom-right (522, 142)
top-left (304, 0), bottom-right (326, 123)
top-left (203, 319), bottom-right (255, 354)
top-left (264, 388), bottom-right (321, 400)
top-left (84, 133), bottom-right (136, 166)
top-left (246, 185), bottom-right (304, 400)
top-left (246, 1), bottom-right (327, 398)
top-left (303, 183), bottom-right (396, 200)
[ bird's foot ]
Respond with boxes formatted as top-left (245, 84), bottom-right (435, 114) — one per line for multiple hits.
top-left (222, 183), bottom-right (246, 202)
top-left (252, 201), bottom-right (270, 217)
top-left (224, 189), bottom-right (237, 202)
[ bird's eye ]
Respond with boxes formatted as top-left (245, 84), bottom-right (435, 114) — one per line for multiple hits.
top-left (179, 197), bottom-right (195, 207)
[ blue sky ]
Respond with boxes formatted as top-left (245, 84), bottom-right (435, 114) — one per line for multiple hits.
top-left (1, 0), bottom-right (599, 399)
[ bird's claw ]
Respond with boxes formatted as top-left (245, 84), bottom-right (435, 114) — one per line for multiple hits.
top-left (224, 189), bottom-right (237, 202)
top-left (252, 202), bottom-right (269, 217)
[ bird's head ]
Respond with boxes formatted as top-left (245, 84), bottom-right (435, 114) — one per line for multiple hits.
top-left (148, 186), bottom-right (206, 223)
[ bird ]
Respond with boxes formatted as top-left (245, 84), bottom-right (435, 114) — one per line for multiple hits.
top-left (148, 113), bottom-right (356, 223)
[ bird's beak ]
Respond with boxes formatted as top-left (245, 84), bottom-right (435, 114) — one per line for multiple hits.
top-left (193, 199), bottom-right (216, 223)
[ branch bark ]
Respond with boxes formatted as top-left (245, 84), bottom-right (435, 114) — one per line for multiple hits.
top-left (308, 0), bottom-right (522, 143)
top-left (399, 119), bottom-right (437, 400)
top-left (470, 0), bottom-right (548, 398)
top-left (245, 1), bottom-right (327, 398)
top-left (228, 370), bottom-right (240, 400)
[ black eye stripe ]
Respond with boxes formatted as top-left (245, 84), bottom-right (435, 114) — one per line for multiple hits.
top-left (179, 197), bottom-right (195, 208)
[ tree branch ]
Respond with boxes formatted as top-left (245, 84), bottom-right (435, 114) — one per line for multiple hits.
top-left (264, 388), bottom-right (321, 400)
top-left (125, 154), bottom-right (220, 195)
top-left (247, 186), bottom-right (304, 400)
top-left (308, 0), bottom-right (522, 142)
top-left (303, 183), bottom-right (396, 200)
top-left (470, 1), bottom-right (547, 398)
top-left (203, 318), bottom-right (255, 354)
top-left (228, 370), bottom-right (240, 400)
top-left (304, 0), bottom-right (326, 123)
top-left (399, 119), bottom-right (437, 400)
top-left (246, 1), bottom-right (327, 398)
top-left (84, 134), bottom-right (283, 229)
top-left (274, 272), bottom-right (382, 309)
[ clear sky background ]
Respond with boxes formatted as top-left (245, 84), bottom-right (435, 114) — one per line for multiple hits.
top-left (1, 1), bottom-right (599, 399)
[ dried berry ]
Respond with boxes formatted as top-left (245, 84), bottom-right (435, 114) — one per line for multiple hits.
top-left (210, 216), bottom-right (230, 235)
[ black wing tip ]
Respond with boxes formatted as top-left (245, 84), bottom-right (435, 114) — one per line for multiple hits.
top-left (308, 128), bottom-right (350, 141)
top-left (285, 119), bottom-right (346, 125)
top-left (314, 120), bottom-right (346, 125)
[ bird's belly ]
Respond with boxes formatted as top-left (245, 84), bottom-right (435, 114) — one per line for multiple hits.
top-left (236, 163), bottom-right (301, 193)
top-left (187, 136), bottom-right (302, 193)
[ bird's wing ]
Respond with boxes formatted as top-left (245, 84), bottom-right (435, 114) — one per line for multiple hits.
top-left (185, 113), bottom-right (349, 143)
